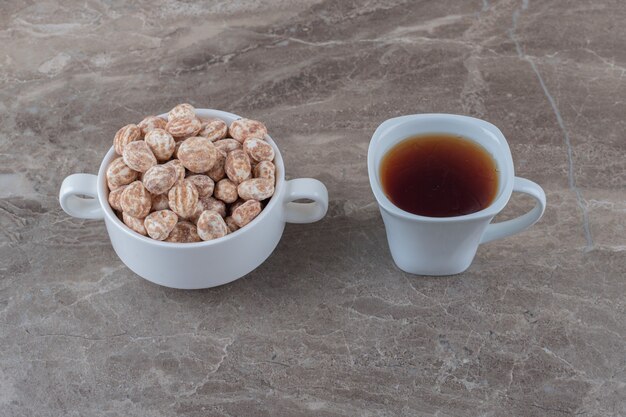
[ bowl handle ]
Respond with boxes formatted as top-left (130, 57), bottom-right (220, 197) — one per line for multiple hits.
top-left (283, 178), bottom-right (329, 224)
top-left (59, 174), bottom-right (104, 219)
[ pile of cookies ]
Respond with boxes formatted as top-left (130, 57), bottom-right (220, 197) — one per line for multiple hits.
top-left (106, 103), bottom-right (276, 242)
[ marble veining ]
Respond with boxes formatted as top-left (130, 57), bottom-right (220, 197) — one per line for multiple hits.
top-left (1, 0), bottom-right (625, 416)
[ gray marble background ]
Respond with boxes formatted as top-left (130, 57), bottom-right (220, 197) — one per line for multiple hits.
top-left (1, 0), bottom-right (625, 416)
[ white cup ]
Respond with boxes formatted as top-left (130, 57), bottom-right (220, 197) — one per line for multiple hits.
top-left (368, 114), bottom-right (546, 276)
top-left (59, 109), bottom-right (328, 289)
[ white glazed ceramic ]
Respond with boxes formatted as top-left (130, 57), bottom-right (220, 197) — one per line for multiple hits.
top-left (368, 114), bottom-right (546, 276)
top-left (60, 109), bottom-right (328, 289)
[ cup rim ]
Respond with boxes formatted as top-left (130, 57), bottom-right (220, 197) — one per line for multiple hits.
top-left (368, 113), bottom-right (515, 223)
top-left (97, 108), bottom-right (285, 248)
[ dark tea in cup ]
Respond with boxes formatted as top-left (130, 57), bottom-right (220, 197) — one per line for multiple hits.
top-left (380, 134), bottom-right (498, 217)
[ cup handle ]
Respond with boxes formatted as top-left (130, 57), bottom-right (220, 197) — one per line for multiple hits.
top-left (59, 174), bottom-right (104, 220)
top-left (283, 178), bottom-right (329, 223)
top-left (480, 177), bottom-right (546, 244)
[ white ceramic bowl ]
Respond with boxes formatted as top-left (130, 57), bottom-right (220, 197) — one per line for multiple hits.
top-left (60, 109), bottom-right (328, 289)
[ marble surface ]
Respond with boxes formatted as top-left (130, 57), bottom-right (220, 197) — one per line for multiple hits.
top-left (1, 0), bottom-right (625, 415)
